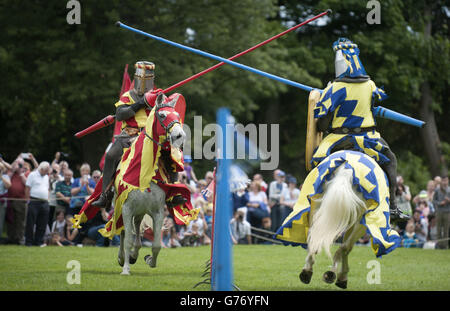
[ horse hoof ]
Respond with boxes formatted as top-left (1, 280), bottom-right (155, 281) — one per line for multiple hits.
top-left (144, 254), bottom-right (157, 268)
top-left (118, 256), bottom-right (124, 267)
top-left (323, 271), bottom-right (336, 284)
top-left (299, 270), bottom-right (313, 284)
top-left (120, 268), bottom-right (130, 276)
top-left (335, 279), bottom-right (347, 289)
top-left (129, 256), bottom-right (137, 265)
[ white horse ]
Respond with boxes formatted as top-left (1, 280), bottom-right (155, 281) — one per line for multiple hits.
top-left (116, 93), bottom-right (187, 275)
top-left (277, 150), bottom-right (400, 289)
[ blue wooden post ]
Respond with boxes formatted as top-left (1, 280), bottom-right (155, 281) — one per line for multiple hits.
top-left (211, 107), bottom-right (233, 291)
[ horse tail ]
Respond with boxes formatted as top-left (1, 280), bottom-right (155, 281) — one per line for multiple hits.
top-left (307, 165), bottom-right (365, 259)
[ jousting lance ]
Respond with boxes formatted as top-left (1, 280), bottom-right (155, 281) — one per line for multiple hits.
top-left (74, 10), bottom-right (332, 138)
top-left (116, 20), bottom-right (425, 128)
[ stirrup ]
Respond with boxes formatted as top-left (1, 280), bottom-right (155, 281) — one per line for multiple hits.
top-left (389, 206), bottom-right (410, 222)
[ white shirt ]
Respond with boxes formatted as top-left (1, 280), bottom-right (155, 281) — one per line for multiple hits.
top-left (281, 187), bottom-right (300, 206)
top-left (230, 218), bottom-right (251, 240)
top-left (248, 191), bottom-right (267, 204)
top-left (0, 174), bottom-right (10, 196)
top-left (268, 181), bottom-right (287, 202)
top-left (26, 170), bottom-right (49, 200)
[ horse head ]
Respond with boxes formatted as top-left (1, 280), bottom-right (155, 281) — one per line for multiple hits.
top-left (153, 92), bottom-right (186, 150)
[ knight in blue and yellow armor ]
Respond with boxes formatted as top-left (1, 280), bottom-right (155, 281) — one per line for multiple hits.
top-left (311, 38), bottom-right (409, 221)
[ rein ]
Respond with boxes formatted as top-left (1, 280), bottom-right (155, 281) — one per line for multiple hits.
top-left (144, 103), bottom-right (181, 149)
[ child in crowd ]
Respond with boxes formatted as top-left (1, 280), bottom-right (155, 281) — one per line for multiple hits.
top-left (402, 222), bottom-right (419, 248)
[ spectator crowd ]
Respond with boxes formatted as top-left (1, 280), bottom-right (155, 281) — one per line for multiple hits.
top-left (0, 150), bottom-right (448, 251)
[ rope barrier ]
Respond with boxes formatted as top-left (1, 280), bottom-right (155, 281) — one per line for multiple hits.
top-left (1, 195), bottom-right (92, 202)
top-left (250, 232), bottom-right (283, 245)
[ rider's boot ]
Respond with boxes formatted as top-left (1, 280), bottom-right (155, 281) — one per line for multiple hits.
top-left (92, 188), bottom-right (114, 209)
top-left (92, 150), bottom-right (118, 208)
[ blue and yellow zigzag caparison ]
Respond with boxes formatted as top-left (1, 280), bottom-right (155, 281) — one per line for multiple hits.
top-left (274, 150), bottom-right (401, 258)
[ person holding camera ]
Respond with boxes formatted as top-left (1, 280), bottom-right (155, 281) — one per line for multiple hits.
top-left (230, 210), bottom-right (252, 245)
top-left (394, 175), bottom-right (412, 231)
top-left (70, 163), bottom-right (95, 216)
top-left (48, 163), bottom-right (63, 228)
top-left (6, 157), bottom-right (28, 244)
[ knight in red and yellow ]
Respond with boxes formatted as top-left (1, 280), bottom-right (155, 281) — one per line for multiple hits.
top-left (73, 92), bottom-right (198, 238)
top-left (92, 61), bottom-right (161, 207)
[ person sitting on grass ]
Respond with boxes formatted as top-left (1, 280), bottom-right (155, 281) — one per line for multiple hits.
top-left (401, 222), bottom-right (419, 248)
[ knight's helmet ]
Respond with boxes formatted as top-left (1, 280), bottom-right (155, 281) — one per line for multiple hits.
top-left (333, 38), bottom-right (368, 79)
top-left (134, 61), bottom-right (155, 96)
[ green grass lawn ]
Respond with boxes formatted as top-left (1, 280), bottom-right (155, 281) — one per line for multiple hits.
top-left (0, 244), bottom-right (449, 291)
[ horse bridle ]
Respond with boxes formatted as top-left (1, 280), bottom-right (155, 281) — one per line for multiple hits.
top-left (144, 101), bottom-right (181, 150)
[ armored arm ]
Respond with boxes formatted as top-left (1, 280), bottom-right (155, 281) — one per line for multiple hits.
top-left (317, 113), bottom-right (333, 132)
top-left (115, 99), bottom-right (146, 121)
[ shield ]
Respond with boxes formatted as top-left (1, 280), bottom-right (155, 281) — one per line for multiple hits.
top-left (305, 89), bottom-right (323, 172)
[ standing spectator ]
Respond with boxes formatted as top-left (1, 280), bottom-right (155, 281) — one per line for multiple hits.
top-left (59, 161), bottom-right (72, 182)
top-left (268, 170), bottom-right (287, 232)
top-left (48, 162), bottom-right (63, 228)
top-left (70, 163), bottom-right (95, 216)
top-left (55, 169), bottom-right (73, 215)
top-left (6, 157), bottom-right (28, 245)
top-left (280, 176), bottom-right (300, 224)
top-left (21, 153), bottom-right (39, 173)
top-left (0, 160), bottom-right (11, 240)
top-left (394, 175), bottom-right (412, 228)
top-left (253, 174), bottom-right (268, 193)
top-left (24, 161), bottom-right (50, 246)
top-left (432, 176), bottom-right (450, 249)
top-left (230, 210), bottom-right (252, 245)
